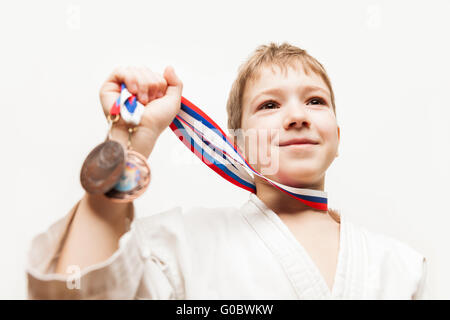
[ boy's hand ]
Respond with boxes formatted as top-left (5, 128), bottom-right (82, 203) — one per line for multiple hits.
top-left (99, 66), bottom-right (183, 159)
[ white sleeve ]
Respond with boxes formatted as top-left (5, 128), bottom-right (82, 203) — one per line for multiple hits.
top-left (25, 200), bottom-right (178, 299)
top-left (412, 257), bottom-right (431, 300)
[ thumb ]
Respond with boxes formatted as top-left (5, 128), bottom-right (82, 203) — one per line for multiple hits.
top-left (163, 65), bottom-right (183, 97)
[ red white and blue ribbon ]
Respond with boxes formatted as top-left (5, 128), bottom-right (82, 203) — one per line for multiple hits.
top-left (111, 84), bottom-right (328, 211)
top-left (110, 84), bottom-right (145, 126)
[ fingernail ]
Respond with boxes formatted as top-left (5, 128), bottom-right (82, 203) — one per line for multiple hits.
top-left (141, 93), bottom-right (148, 103)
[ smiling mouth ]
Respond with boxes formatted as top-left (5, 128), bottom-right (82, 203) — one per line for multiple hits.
top-left (281, 143), bottom-right (316, 147)
top-left (278, 137), bottom-right (319, 147)
top-left (278, 141), bottom-right (319, 147)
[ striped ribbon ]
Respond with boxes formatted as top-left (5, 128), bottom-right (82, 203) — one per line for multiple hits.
top-left (111, 84), bottom-right (328, 211)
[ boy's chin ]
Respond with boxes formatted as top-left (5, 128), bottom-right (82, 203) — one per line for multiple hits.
top-left (270, 168), bottom-right (322, 188)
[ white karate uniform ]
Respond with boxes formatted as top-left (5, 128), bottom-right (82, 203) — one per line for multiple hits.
top-left (26, 193), bottom-right (428, 299)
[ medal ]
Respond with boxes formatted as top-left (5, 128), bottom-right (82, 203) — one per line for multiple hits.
top-left (80, 85), bottom-right (151, 202)
top-left (80, 115), bottom-right (125, 194)
top-left (104, 126), bottom-right (151, 203)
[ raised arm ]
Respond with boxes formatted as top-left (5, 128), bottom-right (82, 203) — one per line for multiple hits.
top-left (55, 65), bottom-right (183, 273)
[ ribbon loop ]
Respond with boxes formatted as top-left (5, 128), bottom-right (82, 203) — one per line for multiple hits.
top-left (112, 84), bottom-right (328, 211)
top-left (170, 96), bottom-right (328, 211)
top-left (109, 84), bottom-right (145, 126)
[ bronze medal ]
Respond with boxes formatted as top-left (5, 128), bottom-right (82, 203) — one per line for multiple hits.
top-left (81, 106), bottom-right (150, 202)
top-left (80, 140), bottom-right (125, 194)
top-left (104, 149), bottom-right (151, 202)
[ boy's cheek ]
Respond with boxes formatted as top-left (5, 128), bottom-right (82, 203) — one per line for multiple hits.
top-left (245, 143), bottom-right (281, 176)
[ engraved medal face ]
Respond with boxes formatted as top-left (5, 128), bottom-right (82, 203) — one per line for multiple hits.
top-left (104, 149), bottom-right (151, 202)
top-left (80, 140), bottom-right (125, 194)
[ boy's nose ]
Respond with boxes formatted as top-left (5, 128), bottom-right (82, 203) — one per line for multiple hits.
top-left (283, 103), bottom-right (310, 130)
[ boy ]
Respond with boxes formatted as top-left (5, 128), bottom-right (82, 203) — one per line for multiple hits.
top-left (26, 43), bottom-right (427, 299)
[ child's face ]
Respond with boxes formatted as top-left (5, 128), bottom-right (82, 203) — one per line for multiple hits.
top-left (238, 64), bottom-right (340, 188)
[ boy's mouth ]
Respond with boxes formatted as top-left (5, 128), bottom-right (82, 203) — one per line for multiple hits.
top-left (278, 137), bottom-right (319, 147)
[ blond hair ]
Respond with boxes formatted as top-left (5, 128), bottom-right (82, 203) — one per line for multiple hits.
top-left (226, 42), bottom-right (336, 131)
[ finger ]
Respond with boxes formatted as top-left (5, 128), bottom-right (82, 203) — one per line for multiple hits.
top-left (123, 66), bottom-right (139, 95)
top-left (154, 72), bottom-right (168, 99)
top-left (102, 66), bottom-right (125, 94)
top-left (135, 67), bottom-right (152, 104)
top-left (107, 66), bottom-right (138, 94)
top-left (163, 66), bottom-right (183, 98)
top-left (138, 67), bottom-right (154, 104)
top-left (139, 67), bottom-right (161, 102)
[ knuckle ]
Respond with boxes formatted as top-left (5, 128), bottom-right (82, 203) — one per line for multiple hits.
top-left (159, 75), bottom-right (168, 85)
top-left (125, 69), bottom-right (136, 81)
top-left (112, 66), bottom-right (121, 75)
top-left (139, 76), bottom-right (148, 87)
top-left (158, 81), bottom-right (167, 92)
top-left (142, 75), bottom-right (155, 88)
top-left (148, 82), bottom-right (158, 91)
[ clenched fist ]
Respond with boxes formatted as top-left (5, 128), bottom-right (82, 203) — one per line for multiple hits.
top-left (99, 66), bottom-right (183, 159)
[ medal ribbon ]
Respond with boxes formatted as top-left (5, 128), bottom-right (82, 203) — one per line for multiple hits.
top-left (111, 84), bottom-right (328, 211)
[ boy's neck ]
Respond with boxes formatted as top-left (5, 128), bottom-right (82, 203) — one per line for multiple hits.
top-left (254, 177), bottom-right (331, 220)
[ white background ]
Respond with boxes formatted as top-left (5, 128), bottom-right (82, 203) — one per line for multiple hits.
top-left (0, 0), bottom-right (449, 299)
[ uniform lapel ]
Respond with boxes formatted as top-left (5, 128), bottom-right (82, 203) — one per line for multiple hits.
top-left (241, 193), bottom-right (335, 299)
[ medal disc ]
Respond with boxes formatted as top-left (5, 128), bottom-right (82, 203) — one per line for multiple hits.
top-left (80, 140), bottom-right (126, 194)
top-left (104, 150), bottom-right (151, 202)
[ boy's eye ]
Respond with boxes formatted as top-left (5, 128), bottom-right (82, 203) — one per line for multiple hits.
top-left (307, 97), bottom-right (327, 106)
top-left (259, 101), bottom-right (279, 110)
